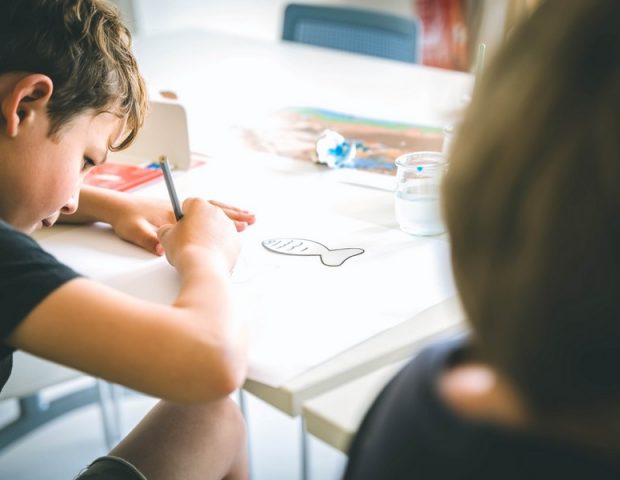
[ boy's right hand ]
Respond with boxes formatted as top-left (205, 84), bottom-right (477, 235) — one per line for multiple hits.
top-left (157, 198), bottom-right (240, 272)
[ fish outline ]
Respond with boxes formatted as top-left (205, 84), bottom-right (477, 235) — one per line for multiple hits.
top-left (262, 238), bottom-right (364, 267)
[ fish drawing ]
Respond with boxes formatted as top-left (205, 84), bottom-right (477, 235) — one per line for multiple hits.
top-left (262, 238), bottom-right (364, 267)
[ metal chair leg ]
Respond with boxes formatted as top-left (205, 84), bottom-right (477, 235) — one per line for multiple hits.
top-left (0, 386), bottom-right (100, 452)
top-left (96, 380), bottom-right (122, 450)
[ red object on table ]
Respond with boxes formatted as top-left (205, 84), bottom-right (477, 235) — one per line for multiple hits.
top-left (84, 163), bottom-right (163, 192)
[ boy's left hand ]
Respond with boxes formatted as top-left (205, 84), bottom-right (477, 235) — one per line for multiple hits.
top-left (205, 199), bottom-right (256, 233)
top-left (107, 196), bottom-right (175, 256)
top-left (65, 187), bottom-right (256, 255)
top-left (109, 196), bottom-right (256, 256)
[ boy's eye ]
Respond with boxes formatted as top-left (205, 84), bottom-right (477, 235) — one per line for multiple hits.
top-left (82, 156), bottom-right (97, 171)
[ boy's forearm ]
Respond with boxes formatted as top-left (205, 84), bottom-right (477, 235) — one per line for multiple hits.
top-left (174, 251), bottom-right (248, 392)
top-left (59, 185), bottom-right (124, 225)
top-left (174, 249), bottom-right (234, 322)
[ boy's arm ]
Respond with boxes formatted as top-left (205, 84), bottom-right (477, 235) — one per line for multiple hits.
top-left (60, 185), bottom-right (255, 255)
top-left (6, 199), bottom-right (248, 402)
top-left (58, 185), bottom-right (126, 225)
top-left (61, 186), bottom-right (175, 255)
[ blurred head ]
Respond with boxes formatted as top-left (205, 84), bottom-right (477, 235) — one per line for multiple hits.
top-left (444, 0), bottom-right (620, 421)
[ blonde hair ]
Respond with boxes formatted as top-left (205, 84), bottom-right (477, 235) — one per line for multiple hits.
top-left (444, 0), bottom-right (620, 418)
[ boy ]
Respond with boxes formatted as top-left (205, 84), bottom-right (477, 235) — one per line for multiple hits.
top-left (1, 1), bottom-right (254, 478)
top-left (345, 1), bottom-right (620, 478)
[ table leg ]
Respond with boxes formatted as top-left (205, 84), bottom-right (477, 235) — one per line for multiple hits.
top-left (238, 389), bottom-right (253, 477)
top-left (301, 416), bottom-right (310, 480)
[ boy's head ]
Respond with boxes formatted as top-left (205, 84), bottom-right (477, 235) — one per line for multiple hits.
top-left (444, 0), bottom-right (620, 421)
top-left (0, 0), bottom-right (147, 232)
top-left (1, 0), bottom-right (147, 149)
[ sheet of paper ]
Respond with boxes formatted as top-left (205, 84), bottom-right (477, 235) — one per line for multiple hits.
top-left (235, 226), bottom-right (455, 386)
top-left (39, 222), bottom-right (454, 388)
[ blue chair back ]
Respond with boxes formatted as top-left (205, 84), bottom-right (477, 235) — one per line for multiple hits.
top-left (282, 3), bottom-right (419, 63)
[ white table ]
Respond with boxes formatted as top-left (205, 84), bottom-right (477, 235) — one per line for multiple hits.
top-left (302, 359), bottom-right (408, 453)
top-left (36, 29), bottom-right (471, 418)
top-left (131, 29), bottom-right (472, 158)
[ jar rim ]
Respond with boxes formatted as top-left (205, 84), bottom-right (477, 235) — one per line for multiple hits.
top-left (395, 151), bottom-right (446, 169)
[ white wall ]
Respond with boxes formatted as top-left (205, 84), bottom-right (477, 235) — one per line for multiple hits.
top-left (121, 0), bottom-right (413, 41)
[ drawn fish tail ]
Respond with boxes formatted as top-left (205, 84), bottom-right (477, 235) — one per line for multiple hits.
top-left (320, 247), bottom-right (365, 267)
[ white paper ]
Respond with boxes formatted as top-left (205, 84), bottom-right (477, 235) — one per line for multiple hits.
top-left (39, 222), bottom-right (454, 388)
top-left (235, 227), bottom-right (455, 386)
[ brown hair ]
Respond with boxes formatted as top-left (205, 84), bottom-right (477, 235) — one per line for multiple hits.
top-left (0, 0), bottom-right (147, 150)
top-left (444, 0), bottom-right (620, 418)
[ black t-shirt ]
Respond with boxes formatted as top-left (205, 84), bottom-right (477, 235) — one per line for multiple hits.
top-left (0, 220), bottom-right (81, 394)
top-left (343, 336), bottom-right (620, 480)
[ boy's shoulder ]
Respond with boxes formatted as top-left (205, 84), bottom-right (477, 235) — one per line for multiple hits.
top-left (0, 219), bottom-right (37, 247)
top-left (0, 220), bottom-right (49, 258)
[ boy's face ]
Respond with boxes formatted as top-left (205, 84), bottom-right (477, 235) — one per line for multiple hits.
top-left (0, 72), bottom-right (125, 233)
top-left (0, 74), bottom-right (125, 233)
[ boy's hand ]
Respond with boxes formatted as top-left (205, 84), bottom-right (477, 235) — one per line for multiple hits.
top-left (67, 187), bottom-right (255, 256)
top-left (107, 196), bottom-right (175, 256)
top-left (157, 198), bottom-right (240, 272)
top-left (108, 196), bottom-right (255, 256)
top-left (208, 199), bottom-right (256, 232)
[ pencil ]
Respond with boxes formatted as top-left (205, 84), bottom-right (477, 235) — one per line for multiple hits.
top-left (159, 156), bottom-right (184, 220)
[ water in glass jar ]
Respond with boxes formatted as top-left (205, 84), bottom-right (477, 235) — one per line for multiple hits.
top-left (395, 190), bottom-right (444, 236)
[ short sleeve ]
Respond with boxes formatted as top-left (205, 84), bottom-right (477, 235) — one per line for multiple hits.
top-left (0, 221), bottom-right (82, 342)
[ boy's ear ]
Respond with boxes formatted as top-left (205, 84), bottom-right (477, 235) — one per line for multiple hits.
top-left (1, 74), bottom-right (53, 138)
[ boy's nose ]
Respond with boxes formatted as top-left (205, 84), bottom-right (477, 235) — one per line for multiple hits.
top-left (61, 195), bottom-right (79, 215)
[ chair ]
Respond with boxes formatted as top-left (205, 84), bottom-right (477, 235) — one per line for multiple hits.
top-left (0, 352), bottom-right (122, 452)
top-left (282, 3), bottom-right (420, 63)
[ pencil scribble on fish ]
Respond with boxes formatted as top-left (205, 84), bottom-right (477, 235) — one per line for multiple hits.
top-left (262, 238), bottom-right (364, 267)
